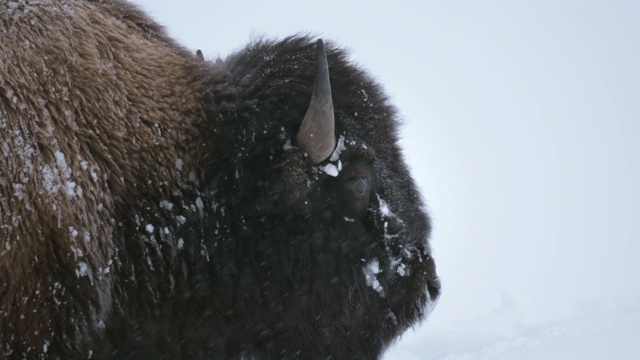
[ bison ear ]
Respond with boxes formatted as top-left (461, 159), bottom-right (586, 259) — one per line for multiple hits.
top-left (296, 39), bottom-right (336, 164)
top-left (196, 49), bottom-right (204, 61)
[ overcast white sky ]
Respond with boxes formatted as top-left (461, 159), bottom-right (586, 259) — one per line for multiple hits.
top-left (131, 1), bottom-right (640, 357)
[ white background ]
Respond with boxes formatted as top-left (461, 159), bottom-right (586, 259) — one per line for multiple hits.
top-left (131, 1), bottom-right (640, 358)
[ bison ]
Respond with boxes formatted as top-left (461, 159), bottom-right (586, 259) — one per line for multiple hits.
top-left (0, 0), bottom-right (440, 358)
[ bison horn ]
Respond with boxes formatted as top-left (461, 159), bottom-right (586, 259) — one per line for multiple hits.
top-left (296, 39), bottom-right (336, 164)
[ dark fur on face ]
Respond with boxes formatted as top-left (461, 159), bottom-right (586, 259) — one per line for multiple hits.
top-left (0, 1), bottom-right (439, 359)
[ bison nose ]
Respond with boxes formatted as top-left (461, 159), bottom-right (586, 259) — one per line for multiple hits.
top-left (424, 254), bottom-right (440, 301)
top-left (427, 276), bottom-right (441, 301)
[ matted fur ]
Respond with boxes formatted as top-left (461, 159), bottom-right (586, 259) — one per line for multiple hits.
top-left (1, 0), bottom-right (207, 356)
top-left (1, 1), bottom-right (439, 359)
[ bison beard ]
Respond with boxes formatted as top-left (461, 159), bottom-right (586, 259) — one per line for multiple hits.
top-left (0, 1), bottom-right (440, 359)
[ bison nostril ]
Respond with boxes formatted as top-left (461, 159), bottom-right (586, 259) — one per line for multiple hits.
top-left (427, 277), bottom-right (441, 301)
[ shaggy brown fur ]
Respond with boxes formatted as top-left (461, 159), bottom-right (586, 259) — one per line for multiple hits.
top-left (1, 0), bottom-right (209, 357)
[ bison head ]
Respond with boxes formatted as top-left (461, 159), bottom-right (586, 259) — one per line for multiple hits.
top-left (197, 37), bottom-right (440, 358)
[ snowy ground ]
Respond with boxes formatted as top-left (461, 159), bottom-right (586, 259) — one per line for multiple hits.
top-left (386, 294), bottom-right (640, 359)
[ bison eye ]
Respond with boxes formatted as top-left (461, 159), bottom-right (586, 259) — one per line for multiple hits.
top-left (350, 177), bottom-right (369, 195)
top-left (337, 161), bottom-right (375, 219)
